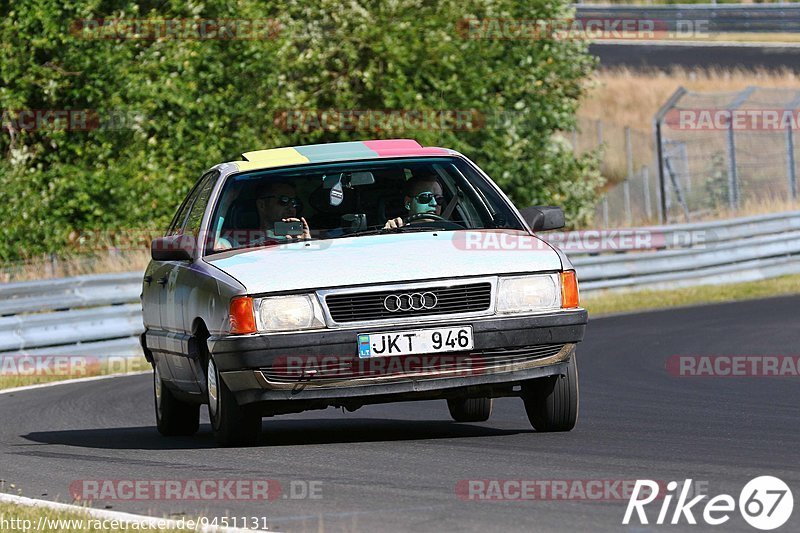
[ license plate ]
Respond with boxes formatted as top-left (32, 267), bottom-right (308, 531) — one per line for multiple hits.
top-left (357, 326), bottom-right (474, 358)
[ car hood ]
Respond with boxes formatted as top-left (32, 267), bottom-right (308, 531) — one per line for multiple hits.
top-left (205, 230), bottom-right (562, 294)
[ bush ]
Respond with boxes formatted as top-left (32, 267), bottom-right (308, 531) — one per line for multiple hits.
top-left (0, 0), bottom-right (601, 260)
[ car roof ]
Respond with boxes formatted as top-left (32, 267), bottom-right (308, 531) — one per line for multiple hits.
top-left (229, 139), bottom-right (459, 172)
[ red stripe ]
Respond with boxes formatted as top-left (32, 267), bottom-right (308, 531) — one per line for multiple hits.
top-left (363, 139), bottom-right (449, 157)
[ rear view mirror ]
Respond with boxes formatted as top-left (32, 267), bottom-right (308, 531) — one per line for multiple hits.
top-left (323, 172), bottom-right (375, 206)
top-left (520, 206), bottom-right (565, 231)
top-left (322, 171), bottom-right (376, 189)
top-left (151, 234), bottom-right (195, 261)
top-left (348, 171), bottom-right (376, 186)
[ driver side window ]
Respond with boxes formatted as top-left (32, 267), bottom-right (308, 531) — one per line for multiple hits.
top-left (165, 172), bottom-right (216, 236)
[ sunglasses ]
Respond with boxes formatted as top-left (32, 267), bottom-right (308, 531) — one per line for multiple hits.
top-left (412, 192), bottom-right (444, 205)
top-left (261, 195), bottom-right (302, 208)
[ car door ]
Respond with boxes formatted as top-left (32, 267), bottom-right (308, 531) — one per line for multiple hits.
top-left (142, 182), bottom-right (198, 359)
top-left (161, 171), bottom-right (218, 392)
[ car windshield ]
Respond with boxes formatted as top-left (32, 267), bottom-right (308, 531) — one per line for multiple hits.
top-left (205, 156), bottom-right (524, 254)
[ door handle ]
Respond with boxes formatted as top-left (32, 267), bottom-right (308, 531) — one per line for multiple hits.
top-left (157, 276), bottom-right (168, 286)
top-left (143, 275), bottom-right (152, 284)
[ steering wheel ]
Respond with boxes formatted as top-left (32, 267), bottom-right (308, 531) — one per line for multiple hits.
top-left (407, 213), bottom-right (447, 223)
top-left (405, 213), bottom-right (465, 230)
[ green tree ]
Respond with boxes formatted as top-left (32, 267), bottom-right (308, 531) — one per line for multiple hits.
top-left (0, 0), bottom-right (601, 261)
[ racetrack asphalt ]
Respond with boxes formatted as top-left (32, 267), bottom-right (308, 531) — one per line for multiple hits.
top-left (1, 295), bottom-right (799, 532)
top-left (591, 42), bottom-right (800, 70)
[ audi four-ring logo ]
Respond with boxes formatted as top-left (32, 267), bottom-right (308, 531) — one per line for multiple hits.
top-left (383, 292), bottom-right (438, 312)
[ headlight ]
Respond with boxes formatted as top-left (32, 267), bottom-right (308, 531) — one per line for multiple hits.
top-left (496, 274), bottom-right (560, 314)
top-left (253, 294), bottom-right (326, 332)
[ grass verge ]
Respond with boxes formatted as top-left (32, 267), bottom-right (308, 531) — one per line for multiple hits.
top-left (583, 273), bottom-right (800, 316)
top-left (0, 501), bottom-right (189, 532)
top-left (0, 357), bottom-right (149, 391)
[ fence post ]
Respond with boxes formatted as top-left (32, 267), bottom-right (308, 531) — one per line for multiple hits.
top-left (786, 123), bottom-right (797, 202)
top-left (725, 123), bottom-right (739, 210)
top-left (625, 126), bottom-right (633, 178)
top-left (602, 197), bottom-right (609, 228)
top-left (623, 181), bottom-right (632, 225)
top-left (725, 87), bottom-right (755, 211)
top-left (653, 87), bottom-right (687, 225)
top-left (624, 126), bottom-right (633, 224)
top-left (642, 166), bottom-right (653, 221)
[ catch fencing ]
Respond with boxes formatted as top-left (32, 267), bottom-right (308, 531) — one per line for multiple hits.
top-left (655, 87), bottom-right (800, 223)
top-left (1, 210), bottom-right (799, 357)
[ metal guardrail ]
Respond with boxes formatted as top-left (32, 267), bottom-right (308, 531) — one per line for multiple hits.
top-left (575, 4), bottom-right (800, 33)
top-left (1, 210), bottom-right (799, 356)
top-left (0, 272), bottom-right (140, 316)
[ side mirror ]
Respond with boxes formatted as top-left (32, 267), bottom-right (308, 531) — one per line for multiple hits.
top-left (520, 206), bottom-right (565, 231)
top-left (151, 234), bottom-right (195, 261)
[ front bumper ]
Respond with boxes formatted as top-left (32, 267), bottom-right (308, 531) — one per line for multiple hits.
top-left (207, 309), bottom-right (587, 405)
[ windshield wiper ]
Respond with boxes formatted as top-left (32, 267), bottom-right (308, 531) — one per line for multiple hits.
top-left (326, 225), bottom-right (455, 239)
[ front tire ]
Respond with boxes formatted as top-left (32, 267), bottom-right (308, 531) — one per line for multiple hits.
top-left (154, 365), bottom-right (200, 436)
top-left (447, 397), bottom-right (493, 422)
top-left (207, 356), bottom-right (261, 446)
top-left (521, 354), bottom-right (579, 432)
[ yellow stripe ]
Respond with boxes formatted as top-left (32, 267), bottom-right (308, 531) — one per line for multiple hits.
top-left (239, 147), bottom-right (310, 169)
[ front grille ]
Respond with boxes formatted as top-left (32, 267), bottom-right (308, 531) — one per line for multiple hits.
top-left (325, 282), bottom-right (492, 323)
top-left (260, 343), bottom-right (566, 384)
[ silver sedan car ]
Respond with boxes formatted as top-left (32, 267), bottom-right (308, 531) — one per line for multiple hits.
top-left (141, 139), bottom-right (587, 446)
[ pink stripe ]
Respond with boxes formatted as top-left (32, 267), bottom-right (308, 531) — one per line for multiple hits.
top-left (362, 139), bottom-right (449, 157)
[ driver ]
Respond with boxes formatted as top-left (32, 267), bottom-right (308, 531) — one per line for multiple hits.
top-left (253, 181), bottom-right (311, 240)
top-left (215, 181), bottom-right (311, 250)
top-left (383, 174), bottom-right (445, 229)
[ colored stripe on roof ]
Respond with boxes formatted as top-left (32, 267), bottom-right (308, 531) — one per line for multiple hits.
top-left (363, 139), bottom-right (446, 157)
top-left (240, 147), bottom-right (310, 167)
top-left (295, 141), bottom-right (378, 161)
top-left (237, 139), bottom-right (452, 171)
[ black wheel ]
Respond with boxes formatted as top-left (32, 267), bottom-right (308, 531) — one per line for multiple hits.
top-left (447, 397), bottom-right (493, 422)
top-left (154, 364), bottom-right (199, 436)
top-left (207, 356), bottom-right (261, 446)
top-left (521, 354), bottom-right (579, 432)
